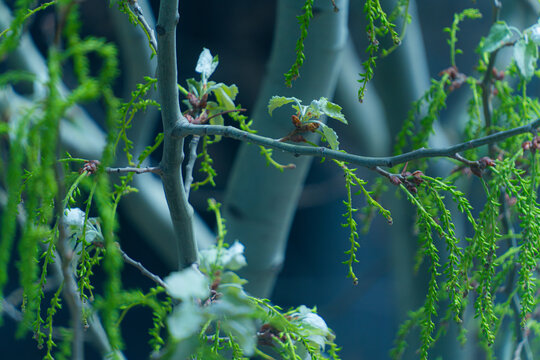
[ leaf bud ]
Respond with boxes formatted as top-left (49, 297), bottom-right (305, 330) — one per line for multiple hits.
top-left (187, 92), bottom-right (199, 108)
top-left (199, 93), bottom-right (208, 109)
top-left (291, 114), bottom-right (301, 128)
top-left (306, 122), bottom-right (320, 132)
top-left (478, 156), bottom-right (495, 168)
top-left (389, 175), bottom-right (402, 186)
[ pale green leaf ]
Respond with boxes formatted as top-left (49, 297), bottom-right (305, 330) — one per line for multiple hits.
top-left (209, 114), bottom-right (224, 142)
top-left (319, 97), bottom-right (347, 124)
top-left (222, 318), bottom-right (257, 356)
top-left (164, 268), bottom-right (210, 300)
top-left (199, 241), bottom-right (247, 273)
top-left (319, 123), bottom-right (340, 150)
top-left (212, 83), bottom-right (238, 111)
top-left (528, 23), bottom-right (540, 45)
top-left (167, 302), bottom-right (204, 340)
top-left (480, 21), bottom-right (513, 53)
top-left (514, 38), bottom-right (538, 79)
top-left (195, 48), bottom-right (219, 82)
top-left (268, 96), bottom-right (297, 116)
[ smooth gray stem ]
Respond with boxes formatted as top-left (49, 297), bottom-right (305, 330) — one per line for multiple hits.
top-left (184, 136), bottom-right (201, 198)
top-left (173, 119), bottom-right (540, 169)
top-left (222, 0), bottom-right (349, 297)
top-left (156, 0), bottom-right (197, 269)
top-left (108, 0), bottom-right (214, 265)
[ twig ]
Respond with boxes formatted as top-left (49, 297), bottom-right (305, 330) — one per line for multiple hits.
top-left (512, 296), bottom-right (534, 360)
top-left (205, 108), bottom-right (246, 123)
top-left (106, 166), bottom-right (162, 175)
top-left (54, 153), bottom-right (84, 360)
top-left (172, 118), bottom-right (540, 169)
top-left (184, 135), bottom-right (200, 198)
top-left (116, 243), bottom-right (167, 289)
top-left (128, 0), bottom-right (158, 55)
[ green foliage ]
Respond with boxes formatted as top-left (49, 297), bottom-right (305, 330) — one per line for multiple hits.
top-left (335, 160), bottom-right (392, 284)
top-left (2, 3), bottom-right (540, 360)
top-left (268, 95), bottom-right (346, 150)
top-left (444, 9), bottom-right (482, 67)
top-left (284, 0), bottom-right (314, 87)
top-left (358, 0), bottom-right (401, 102)
top-left (156, 200), bottom-right (341, 359)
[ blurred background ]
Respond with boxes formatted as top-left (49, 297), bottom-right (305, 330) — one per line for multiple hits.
top-left (1, 0), bottom-right (539, 359)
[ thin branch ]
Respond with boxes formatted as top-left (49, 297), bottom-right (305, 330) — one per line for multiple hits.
top-left (128, 0), bottom-right (158, 55)
top-left (205, 108), bottom-right (246, 123)
top-left (172, 118), bottom-right (540, 169)
top-left (116, 243), bottom-right (167, 289)
top-left (184, 135), bottom-right (200, 198)
top-left (54, 159), bottom-right (84, 360)
top-left (106, 166), bottom-right (162, 175)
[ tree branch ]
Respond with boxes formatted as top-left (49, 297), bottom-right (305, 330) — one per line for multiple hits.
top-left (156, 0), bottom-right (197, 269)
top-left (172, 118), bottom-right (540, 169)
top-left (106, 166), bottom-right (162, 175)
top-left (117, 243), bottom-right (168, 289)
top-left (184, 135), bottom-right (200, 198)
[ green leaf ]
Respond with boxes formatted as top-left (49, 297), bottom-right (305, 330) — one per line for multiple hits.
top-left (195, 48), bottom-right (219, 83)
top-left (514, 38), bottom-right (538, 79)
top-left (480, 21), bottom-right (513, 53)
top-left (167, 302), bottom-right (204, 340)
top-left (164, 268), bottom-right (210, 301)
top-left (199, 241), bottom-right (247, 272)
top-left (319, 97), bottom-right (347, 124)
top-left (220, 271), bottom-right (248, 286)
top-left (211, 83), bottom-right (238, 111)
top-left (186, 78), bottom-right (200, 97)
top-left (528, 23), bottom-right (540, 45)
top-left (292, 305), bottom-right (333, 349)
top-left (209, 114), bottom-right (223, 141)
top-left (222, 318), bottom-right (257, 356)
top-left (318, 123), bottom-right (340, 150)
top-left (267, 96), bottom-right (297, 116)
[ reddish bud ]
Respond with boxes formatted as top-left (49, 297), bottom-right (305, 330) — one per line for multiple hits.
top-left (80, 160), bottom-right (100, 175)
top-left (389, 176), bottom-right (402, 186)
top-left (187, 92), bottom-right (199, 108)
top-left (291, 114), bottom-right (301, 127)
top-left (532, 136), bottom-right (540, 150)
top-left (199, 93), bottom-right (208, 109)
top-left (478, 156), bottom-right (495, 168)
top-left (411, 170), bottom-right (424, 185)
top-left (306, 122), bottom-right (320, 132)
top-left (492, 67), bottom-right (505, 81)
top-left (522, 140), bottom-right (532, 152)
